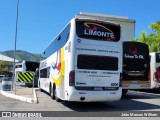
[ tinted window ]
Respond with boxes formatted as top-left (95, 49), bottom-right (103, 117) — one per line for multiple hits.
top-left (123, 41), bottom-right (149, 70)
top-left (123, 41), bottom-right (150, 80)
top-left (76, 19), bottom-right (120, 42)
top-left (40, 69), bottom-right (47, 78)
top-left (40, 67), bottom-right (50, 78)
top-left (25, 61), bottom-right (39, 72)
top-left (156, 53), bottom-right (160, 63)
top-left (77, 55), bottom-right (118, 71)
top-left (15, 65), bottom-right (22, 68)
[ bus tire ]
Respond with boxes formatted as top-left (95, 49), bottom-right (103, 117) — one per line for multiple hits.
top-left (55, 95), bottom-right (61, 102)
top-left (50, 84), bottom-right (55, 100)
top-left (122, 89), bottom-right (128, 95)
top-left (55, 87), bottom-right (61, 102)
top-left (39, 82), bottom-right (42, 92)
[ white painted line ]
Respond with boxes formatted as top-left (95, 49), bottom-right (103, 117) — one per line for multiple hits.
top-left (0, 88), bottom-right (39, 104)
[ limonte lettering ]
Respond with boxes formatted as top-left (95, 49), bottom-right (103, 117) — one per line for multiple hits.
top-left (84, 29), bottom-right (115, 39)
top-left (124, 54), bottom-right (144, 59)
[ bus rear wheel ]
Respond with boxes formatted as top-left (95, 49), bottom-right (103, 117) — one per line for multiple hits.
top-left (50, 84), bottom-right (55, 100)
top-left (122, 89), bottom-right (128, 95)
top-left (54, 86), bottom-right (61, 102)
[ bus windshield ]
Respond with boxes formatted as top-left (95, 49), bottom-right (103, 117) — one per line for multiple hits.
top-left (25, 61), bottom-right (39, 72)
top-left (123, 42), bottom-right (149, 70)
top-left (123, 42), bottom-right (150, 80)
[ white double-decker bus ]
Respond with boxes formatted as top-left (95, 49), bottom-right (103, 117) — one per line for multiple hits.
top-left (150, 52), bottom-right (160, 89)
top-left (15, 61), bottom-right (39, 87)
top-left (38, 14), bottom-right (122, 102)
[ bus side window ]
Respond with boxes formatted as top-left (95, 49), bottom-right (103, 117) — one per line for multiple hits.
top-left (47, 67), bottom-right (50, 78)
top-left (40, 68), bottom-right (50, 78)
top-left (15, 65), bottom-right (22, 68)
top-left (66, 33), bottom-right (70, 41)
top-left (149, 55), bottom-right (151, 63)
top-left (156, 53), bottom-right (160, 63)
top-left (40, 69), bottom-right (47, 78)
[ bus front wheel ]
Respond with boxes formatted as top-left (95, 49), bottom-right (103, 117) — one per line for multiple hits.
top-left (39, 82), bottom-right (42, 92)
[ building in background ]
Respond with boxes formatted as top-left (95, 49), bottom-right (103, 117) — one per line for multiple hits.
top-left (0, 54), bottom-right (19, 77)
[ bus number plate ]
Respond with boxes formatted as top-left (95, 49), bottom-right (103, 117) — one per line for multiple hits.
top-left (94, 87), bottom-right (102, 91)
top-left (132, 81), bottom-right (138, 84)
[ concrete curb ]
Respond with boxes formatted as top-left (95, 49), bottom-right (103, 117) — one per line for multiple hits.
top-left (0, 88), bottom-right (39, 104)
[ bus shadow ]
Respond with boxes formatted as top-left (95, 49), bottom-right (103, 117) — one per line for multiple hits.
top-left (62, 95), bottom-right (160, 112)
top-left (38, 89), bottom-right (160, 112)
top-left (123, 91), bottom-right (160, 99)
top-left (140, 89), bottom-right (160, 94)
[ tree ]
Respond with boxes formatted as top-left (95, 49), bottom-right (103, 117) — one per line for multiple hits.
top-left (149, 21), bottom-right (160, 51)
top-left (134, 21), bottom-right (160, 52)
top-left (0, 60), bottom-right (5, 71)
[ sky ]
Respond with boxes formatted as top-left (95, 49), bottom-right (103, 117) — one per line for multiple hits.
top-left (0, 0), bottom-right (160, 54)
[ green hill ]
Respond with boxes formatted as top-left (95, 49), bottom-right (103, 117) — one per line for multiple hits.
top-left (1, 50), bottom-right (40, 62)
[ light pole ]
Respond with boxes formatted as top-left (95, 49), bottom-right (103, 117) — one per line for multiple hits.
top-left (12, 0), bottom-right (19, 94)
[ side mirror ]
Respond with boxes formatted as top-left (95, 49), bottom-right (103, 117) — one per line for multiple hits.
top-left (57, 35), bottom-right (61, 40)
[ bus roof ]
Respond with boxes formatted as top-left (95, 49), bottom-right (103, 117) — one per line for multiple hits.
top-left (76, 12), bottom-right (135, 23)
